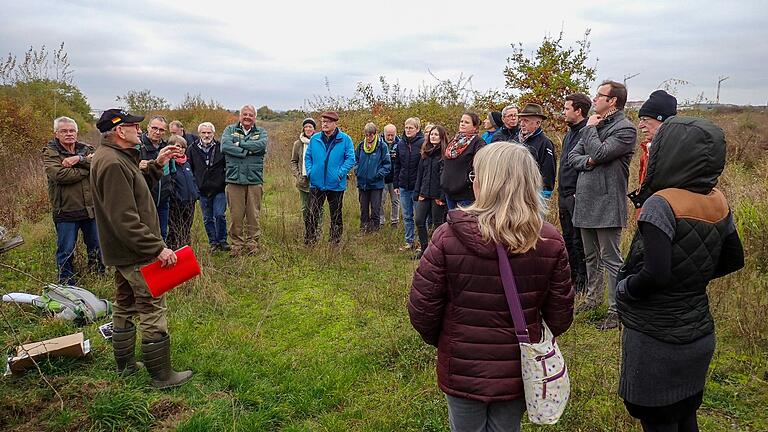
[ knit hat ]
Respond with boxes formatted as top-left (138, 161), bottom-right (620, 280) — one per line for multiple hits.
top-left (488, 111), bottom-right (503, 129)
top-left (639, 90), bottom-right (677, 122)
top-left (302, 118), bottom-right (316, 129)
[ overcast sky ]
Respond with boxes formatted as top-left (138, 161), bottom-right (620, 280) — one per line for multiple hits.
top-left (1, 0), bottom-right (765, 111)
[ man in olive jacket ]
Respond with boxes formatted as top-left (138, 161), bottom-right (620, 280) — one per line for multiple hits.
top-left (42, 116), bottom-right (104, 284)
top-left (221, 104), bottom-right (268, 256)
top-left (568, 80), bottom-right (637, 330)
top-left (91, 108), bottom-right (192, 389)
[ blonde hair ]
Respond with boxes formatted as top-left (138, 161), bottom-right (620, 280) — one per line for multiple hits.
top-left (405, 117), bottom-right (421, 130)
top-left (464, 142), bottom-right (545, 253)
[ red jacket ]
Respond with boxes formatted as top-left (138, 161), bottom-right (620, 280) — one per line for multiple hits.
top-left (408, 210), bottom-right (574, 402)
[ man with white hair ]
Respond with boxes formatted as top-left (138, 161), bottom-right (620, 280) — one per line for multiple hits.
top-left (188, 121), bottom-right (229, 251)
top-left (42, 116), bottom-right (104, 284)
top-left (379, 123), bottom-right (401, 226)
top-left (221, 105), bottom-right (268, 256)
top-left (490, 105), bottom-right (520, 143)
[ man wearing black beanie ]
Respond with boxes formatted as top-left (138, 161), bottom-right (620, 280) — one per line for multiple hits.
top-left (637, 90), bottom-right (677, 185)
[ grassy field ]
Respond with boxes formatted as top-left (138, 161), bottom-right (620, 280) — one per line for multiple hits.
top-left (1, 114), bottom-right (767, 431)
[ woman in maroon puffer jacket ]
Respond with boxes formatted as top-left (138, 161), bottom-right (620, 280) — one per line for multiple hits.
top-left (408, 142), bottom-right (575, 431)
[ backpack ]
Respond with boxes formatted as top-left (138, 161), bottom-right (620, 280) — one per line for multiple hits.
top-left (33, 284), bottom-right (112, 326)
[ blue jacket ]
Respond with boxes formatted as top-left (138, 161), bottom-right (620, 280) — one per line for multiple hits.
top-left (393, 131), bottom-right (424, 191)
top-left (171, 160), bottom-right (199, 203)
top-left (355, 139), bottom-right (391, 190)
top-left (305, 128), bottom-right (356, 191)
top-left (481, 130), bottom-right (497, 144)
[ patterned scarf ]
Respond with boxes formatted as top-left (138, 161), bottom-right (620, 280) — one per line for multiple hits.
top-left (444, 133), bottom-right (476, 159)
top-left (363, 137), bottom-right (378, 154)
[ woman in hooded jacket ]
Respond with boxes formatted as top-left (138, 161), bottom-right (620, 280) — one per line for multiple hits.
top-left (409, 142), bottom-right (574, 432)
top-left (616, 116), bottom-right (744, 432)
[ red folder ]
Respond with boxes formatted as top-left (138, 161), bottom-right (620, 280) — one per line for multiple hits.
top-left (140, 246), bottom-right (201, 298)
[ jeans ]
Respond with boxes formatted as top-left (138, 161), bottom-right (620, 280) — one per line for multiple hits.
top-left (445, 394), bottom-right (525, 432)
top-left (446, 198), bottom-right (474, 210)
top-left (199, 192), bottom-right (228, 245)
top-left (358, 189), bottom-right (383, 232)
top-left (157, 200), bottom-right (170, 240)
top-left (54, 219), bottom-right (104, 285)
top-left (581, 227), bottom-right (623, 312)
top-left (306, 189), bottom-right (345, 244)
top-left (414, 198), bottom-right (446, 248)
top-left (558, 193), bottom-right (587, 286)
top-left (399, 188), bottom-right (415, 244)
top-left (379, 182), bottom-right (400, 225)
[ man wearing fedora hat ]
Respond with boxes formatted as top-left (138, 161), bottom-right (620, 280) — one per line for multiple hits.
top-left (516, 103), bottom-right (557, 198)
top-left (304, 111), bottom-right (356, 245)
top-left (567, 80), bottom-right (637, 330)
top-left (91, 108), bottom-right (192, 389)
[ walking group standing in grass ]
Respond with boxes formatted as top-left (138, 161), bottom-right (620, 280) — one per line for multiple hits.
top-left (40, 78), bottom-right (744, 431)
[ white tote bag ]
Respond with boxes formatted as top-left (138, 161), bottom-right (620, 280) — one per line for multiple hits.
top-left (496, 244), bottom-right (570, 424)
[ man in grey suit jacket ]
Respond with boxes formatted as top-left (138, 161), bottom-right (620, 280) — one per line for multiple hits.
top-left (568, 80), bottom-right (637, 330)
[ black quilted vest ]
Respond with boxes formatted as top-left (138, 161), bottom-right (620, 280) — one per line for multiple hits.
top-left (617, 188), bottom-right (731, 344)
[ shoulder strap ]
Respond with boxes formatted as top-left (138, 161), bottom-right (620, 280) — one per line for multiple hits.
top-left (495, 243), bottom-right (531, 343)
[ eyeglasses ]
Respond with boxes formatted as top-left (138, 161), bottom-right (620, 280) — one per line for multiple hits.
top-left (595, 92), bottom-right (613, 100)
top-left (149, 126), bottom-right (166, 132)
top-left (118, 123), bottom-right (140, 131)
top-left (468, 171), bottom-right (476, 183)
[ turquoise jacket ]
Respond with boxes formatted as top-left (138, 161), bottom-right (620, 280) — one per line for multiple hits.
top-left (221, 122), bottom-right (268, 185)
top-left (305, 128), bottom-right (356, 192)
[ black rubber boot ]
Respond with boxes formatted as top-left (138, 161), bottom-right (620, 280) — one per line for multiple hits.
top-left (113, 322), bottom-right (142, 376)
top-left (141, 334), bottom-right (193, 389)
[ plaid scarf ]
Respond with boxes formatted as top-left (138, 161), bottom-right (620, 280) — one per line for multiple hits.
top-left (444, 133), bottom-right (476, 159)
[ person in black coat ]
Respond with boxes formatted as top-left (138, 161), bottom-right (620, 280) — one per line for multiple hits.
top-left (166, 135), bottom-right (199, 250)
top-left (515, 103), bottom-right (557, 197)
top-left (440, 113), bottom-right (485, 209)
top-left (413, 125), bottom-right (448, 258)
top-left (559, 93), bottom-right (591, 292)
top-left (187, 122), bottom-right (229, 251)
top-left (393, 118), bottom-right (424, 250)
top-left (490, 105), bottom-right (520, 143)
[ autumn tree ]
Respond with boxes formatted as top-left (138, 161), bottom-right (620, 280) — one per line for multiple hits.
top-left (504, 30), bottom-right (597, 125)
top-left (116, 89), bottom-right (170, 116)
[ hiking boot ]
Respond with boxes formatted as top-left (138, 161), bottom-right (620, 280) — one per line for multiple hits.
top-left (598, 312), bottom-right (620, 331)
top-left (113, 322), bottom-right (142, 376)
top-left (574, 300), bottom-right (599, 315)
top-left (141, 334), bottom-right (193, 389)
top-left (218, 243), bottom-right (231, 252)
top-left (398, 243), bottom-right (413, 252)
